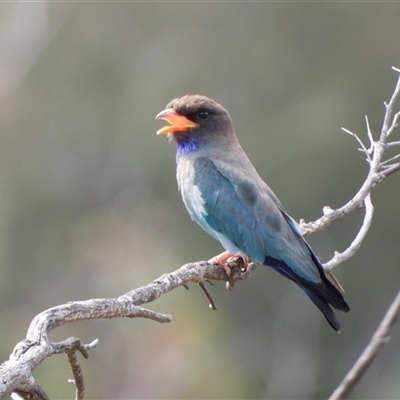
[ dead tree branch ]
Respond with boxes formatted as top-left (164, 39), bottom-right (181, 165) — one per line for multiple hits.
top-left (328, 289), bottom-right (400, 400)
top-left (301, 67), bottom-right (400, 275)
top-left (319, 67), bottom-right (400, 399)
top-left (0, 260), bottom-right (254, 399)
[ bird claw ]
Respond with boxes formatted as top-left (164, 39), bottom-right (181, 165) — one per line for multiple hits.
top-left (227, 255), bottom-right (249, 272)
top-left (222, 265), bottom-right (232, 276)
top-left (208, 251), bottom-right (249, 276)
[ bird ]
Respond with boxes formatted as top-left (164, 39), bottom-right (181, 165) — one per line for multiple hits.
top-left (156, 94), bottom-right (350, 331)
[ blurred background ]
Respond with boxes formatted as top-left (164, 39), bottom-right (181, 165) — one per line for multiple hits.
top-left (0, 3), bottom-right (400, 399)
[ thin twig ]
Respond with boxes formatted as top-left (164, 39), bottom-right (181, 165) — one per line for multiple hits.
top-left (386, 139), bottom-right (400, 147)
top-left (365, 115), bottom-right (375, 148)
top-left (323, 194), bottom-right (374, 273)
top-left (13, 385), bottom-right (50, 400)
top-left (341, 127), bottom-right (372, 162)
top-left (379, 153), bottom-right (400, 166)
top-left (66, 349), bottom-right (85, 400)
top-left (301, 68), bottom-right (400, 237)
top-left (386, 111), bottom-right (399, 137)
top-left (376, 162), bottom-right (400, 179)
top-left (381, 72), bottom-right (400, 142)
top-left (328, 289), bottom-right (400, 400)
top-left (198, 281), bottom-right (218, 310)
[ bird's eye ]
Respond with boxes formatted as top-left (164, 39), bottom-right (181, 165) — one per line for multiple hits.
top-left (197, 110), bottom-right (210, 119)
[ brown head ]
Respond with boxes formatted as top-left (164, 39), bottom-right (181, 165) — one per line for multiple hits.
top-left (156, 95), bottom-right (236, 154)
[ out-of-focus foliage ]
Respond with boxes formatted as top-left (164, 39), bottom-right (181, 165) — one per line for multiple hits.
top-left (0, 3), bottom-right (400, 399)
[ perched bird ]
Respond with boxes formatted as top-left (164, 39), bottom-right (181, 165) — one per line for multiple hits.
top-left (156, 95), bottom-right (350, 331)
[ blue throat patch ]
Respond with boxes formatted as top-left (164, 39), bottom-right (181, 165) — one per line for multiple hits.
top-left (176, 134), bottom-right (199, 155)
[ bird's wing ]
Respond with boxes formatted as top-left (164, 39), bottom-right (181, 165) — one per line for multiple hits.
top-left (193, 157), bottom-right (321, 283)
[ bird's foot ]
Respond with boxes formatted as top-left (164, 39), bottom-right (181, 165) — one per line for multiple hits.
top-left (208, 251), bottom-right (249, 276)
top-left (208, 250), bottom-right (235, 275)
top-left (227, 255), bottom-right (249, 271)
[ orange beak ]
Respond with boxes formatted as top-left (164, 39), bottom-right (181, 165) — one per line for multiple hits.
top-left (155, 108), bottom-right (199, 135)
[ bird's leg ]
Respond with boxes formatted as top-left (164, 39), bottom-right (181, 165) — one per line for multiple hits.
top-left (208, 250), bottom-right (233, 264)
top-left (208, 251), bottom-right (249, 275)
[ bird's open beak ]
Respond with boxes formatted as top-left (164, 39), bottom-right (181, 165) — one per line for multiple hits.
top-left (155, 108), bottom-right (199, 135)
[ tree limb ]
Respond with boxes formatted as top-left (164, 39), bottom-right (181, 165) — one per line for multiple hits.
top-left (328, 289), bottom-right (400, 400)
top-left (0, 260), bottom-right (254, 399)
top-left (314, 67), bottom-right (400, 399)
top-left (300, 67), bottom-right (400, 277)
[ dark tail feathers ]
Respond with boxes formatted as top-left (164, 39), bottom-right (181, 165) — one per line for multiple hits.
top-left (268, 258), bottom-right (350, 331)
top-left (301, 287), bottom-right (342, 331)
top-left (301, 273), bottom-right (350, 332)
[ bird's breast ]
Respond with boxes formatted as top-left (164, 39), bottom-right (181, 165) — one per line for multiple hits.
top-left (176, 157), bottom-right (206, 223)
top-left (176, 156), bottom-right (241, 255)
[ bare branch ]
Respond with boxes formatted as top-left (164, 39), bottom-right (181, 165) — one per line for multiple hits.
top-left (328, 289), bottom-right (400, 400)
top-left (323, 194), bottom-right (374, 294)
top-left (323, 194), bottom-right (374, 273)
top-left (66, 346), bottom-right (85, 400)
top-left (376, 162), bottom-right (400, 179)
top-left (386, 111), bottom-right (400, 137)
top-left (0, 260), bottom-right (251, 399)
top-left (379, 153), bottom-right (400, 166)
top-left (365, 115), bottom-right (375, 148)
top-left (198, 281), bottom-right (218, 310)
top-left (341, 127), bottom-right (372, 162)
top-left (306, 67), bottom-right (400, 398)
top-left (386, 139), bottom-right (400, 147)
top-left (13, 384), bottom-right (49, 400)
top-left (301, 68), bottom-right (400, 270)
top-left (381, 72), bottom-right (400, 141)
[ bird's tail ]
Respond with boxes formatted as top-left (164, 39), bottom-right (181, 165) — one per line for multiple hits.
top-left (269, 257), bottom-right (350, 331)
top-left (301, 248), bottom-right (350, 331)
top-left (300, 286), bottom-right (342, 331)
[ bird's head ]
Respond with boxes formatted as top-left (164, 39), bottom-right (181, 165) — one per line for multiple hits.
top-left (156, 95), bottom-right (235, 155)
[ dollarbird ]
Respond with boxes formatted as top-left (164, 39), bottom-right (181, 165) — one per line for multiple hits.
top-left (156, 95), bottom-right (350, 331)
